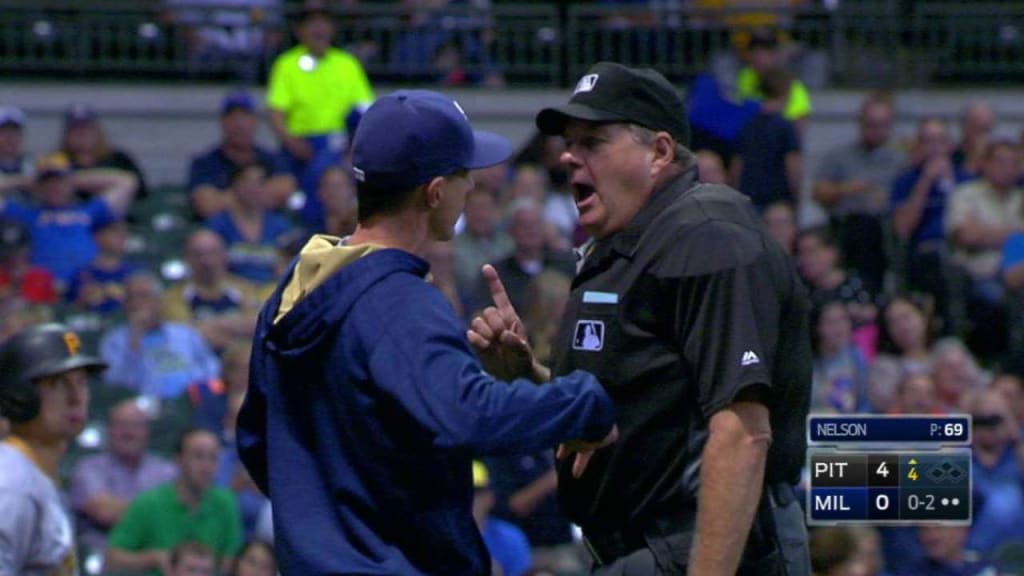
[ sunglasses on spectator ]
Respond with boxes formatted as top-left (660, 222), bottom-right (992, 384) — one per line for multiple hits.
top-left (972, 414), bottom-right (1004, 428)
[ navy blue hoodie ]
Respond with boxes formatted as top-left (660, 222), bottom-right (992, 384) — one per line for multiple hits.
top-left (237, 238), bottom-right (615, 575)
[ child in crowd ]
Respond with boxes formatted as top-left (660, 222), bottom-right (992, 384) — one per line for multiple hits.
top-left (812, 301), bottom-right (871, 414)
top-left (66, 218), bottom-right (138, 314)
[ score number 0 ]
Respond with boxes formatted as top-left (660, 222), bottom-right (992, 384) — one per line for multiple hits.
top-left (874, 460), bottom-right (892, 512)
top-left (930, 422), bottom-right (964, 438)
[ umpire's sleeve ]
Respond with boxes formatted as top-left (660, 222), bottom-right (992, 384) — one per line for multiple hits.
top-left (670, 233), bottom-right (781, 420)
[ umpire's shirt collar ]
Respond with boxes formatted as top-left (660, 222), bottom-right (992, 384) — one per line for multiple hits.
top-left (589, 166), bottom-right (698, 264)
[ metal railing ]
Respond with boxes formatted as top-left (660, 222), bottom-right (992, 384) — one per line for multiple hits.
top-left (0, 2), bottom-right (1022, 87)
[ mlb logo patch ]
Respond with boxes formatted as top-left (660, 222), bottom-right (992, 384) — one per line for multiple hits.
top-left (573, 320), bottom-right (604, 351)
top-left (573, 73), bottom-right (599, 95)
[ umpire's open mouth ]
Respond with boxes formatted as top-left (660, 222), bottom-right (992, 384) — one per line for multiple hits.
top-left (573, 182), bottom-right (596, 204)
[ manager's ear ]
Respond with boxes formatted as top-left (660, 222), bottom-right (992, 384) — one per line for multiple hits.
top-left (423, 176), bottom-right (446, 209)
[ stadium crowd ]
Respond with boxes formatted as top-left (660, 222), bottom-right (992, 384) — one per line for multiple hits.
top-left (1, 6), bottom-right (1024, 576)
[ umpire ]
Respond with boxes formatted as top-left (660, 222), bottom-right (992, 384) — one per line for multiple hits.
top-left (476, 62), bottom-right (812, 575)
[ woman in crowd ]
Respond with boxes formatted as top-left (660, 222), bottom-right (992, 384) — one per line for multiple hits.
top-left (868, 296), bottom-right (934, 412)
top-left (811, 300), bottom-right (870, 414)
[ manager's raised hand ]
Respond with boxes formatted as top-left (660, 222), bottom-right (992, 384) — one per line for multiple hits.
top-left (467, 265), bottom-right (549, 382)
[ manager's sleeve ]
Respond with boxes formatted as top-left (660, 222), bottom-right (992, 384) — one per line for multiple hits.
top-left (367, 288), bottom-right (615, 456)
top-left (673, 253), bottom-right (780, 419)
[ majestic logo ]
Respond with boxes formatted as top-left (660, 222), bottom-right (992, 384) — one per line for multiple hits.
top-left (63, 332), bottom-right (81, 357)
top-left (573, 74), bottom-right (599, 95)
top-left (352, 166), bottom-right (366, 182)
top-left (573, 320), bottom-right (605, 352)
top-left (741, 350), bottom-right (760, 366)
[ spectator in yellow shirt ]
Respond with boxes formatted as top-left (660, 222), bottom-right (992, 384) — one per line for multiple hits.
top-left (735, 28), bottom-right (812, 131)
top-left (266, 5), bottom-right (374, 230)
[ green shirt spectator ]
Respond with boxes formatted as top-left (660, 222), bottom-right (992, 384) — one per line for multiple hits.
top-left (106, 429), bottom-right (242, 576)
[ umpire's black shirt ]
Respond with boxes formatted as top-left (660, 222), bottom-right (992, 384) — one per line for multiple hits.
top-left (553, 168), bottom-right (811, 535)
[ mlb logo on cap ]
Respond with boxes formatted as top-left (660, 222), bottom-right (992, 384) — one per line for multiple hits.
top-left (574, 74), bottom-right (599, 95)
top-left (536, 61), bottom-right (691, 146)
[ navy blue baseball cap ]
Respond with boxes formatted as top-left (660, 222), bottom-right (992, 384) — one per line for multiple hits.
top-left (64, 103), bottom-right (98, 127)
top-left (222, 90), bottom-right (255, 116)
top-left (351, 90), bottom-right (512, 191)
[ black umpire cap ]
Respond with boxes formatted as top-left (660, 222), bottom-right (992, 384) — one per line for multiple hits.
top-left (536, 61), bottom-right (690, 146)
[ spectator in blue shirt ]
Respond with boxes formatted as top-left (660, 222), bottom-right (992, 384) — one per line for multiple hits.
top-left (66, 218), bottom-right (139, 315)
top-left (100, 272), bottom-right (221, 399)
top-left (474, 461), bottom-right (532, 576)
top-left (897, 526), bottom-right (996, 576)
top-left (892, 117), bottom-right (972, 335)
top-left (206, 163), bottom-right (293, 284)
top-left (1003, 230), bottom-right (1024, 289)
top-left (0, 152), bottom-right (137, 286)
top-left (730, 68), bottom-right (802, 211)
top-left (187, 91), bottom-right (295, 220)
top-left (965, 388), bottom-right (1024, 556)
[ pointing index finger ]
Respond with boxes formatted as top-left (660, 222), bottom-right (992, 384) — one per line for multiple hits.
top-left (482, 264), bottom-right (514, 314)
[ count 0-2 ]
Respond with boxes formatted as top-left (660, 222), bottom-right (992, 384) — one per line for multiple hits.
top-left (930, 422), bottom-right (964, 438)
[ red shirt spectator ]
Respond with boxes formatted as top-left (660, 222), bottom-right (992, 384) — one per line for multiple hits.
top-left (0, 217), bottom-right (57, 303)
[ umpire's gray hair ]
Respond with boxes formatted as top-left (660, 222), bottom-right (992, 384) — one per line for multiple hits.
top-left (626, 124), bottom-right (695, 170)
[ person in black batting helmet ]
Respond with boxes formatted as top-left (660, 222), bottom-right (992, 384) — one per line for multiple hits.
top-left (0, 322), bottom-right (106, 575)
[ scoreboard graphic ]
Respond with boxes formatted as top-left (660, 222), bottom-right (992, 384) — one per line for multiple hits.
top-left (806, 415), bottom-right (972, 526)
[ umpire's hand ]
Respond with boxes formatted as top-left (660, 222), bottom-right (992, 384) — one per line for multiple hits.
top-left (558, 425), bottom-right (619, 478)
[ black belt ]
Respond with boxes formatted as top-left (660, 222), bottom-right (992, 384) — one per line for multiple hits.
top-left (582, 508), bottom-right (693, 567)
top-left (582, 484), bottom-right (797, 568)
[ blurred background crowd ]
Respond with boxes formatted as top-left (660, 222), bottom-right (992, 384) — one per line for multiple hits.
top-left (2, 0), bottom-right (1024, 575)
